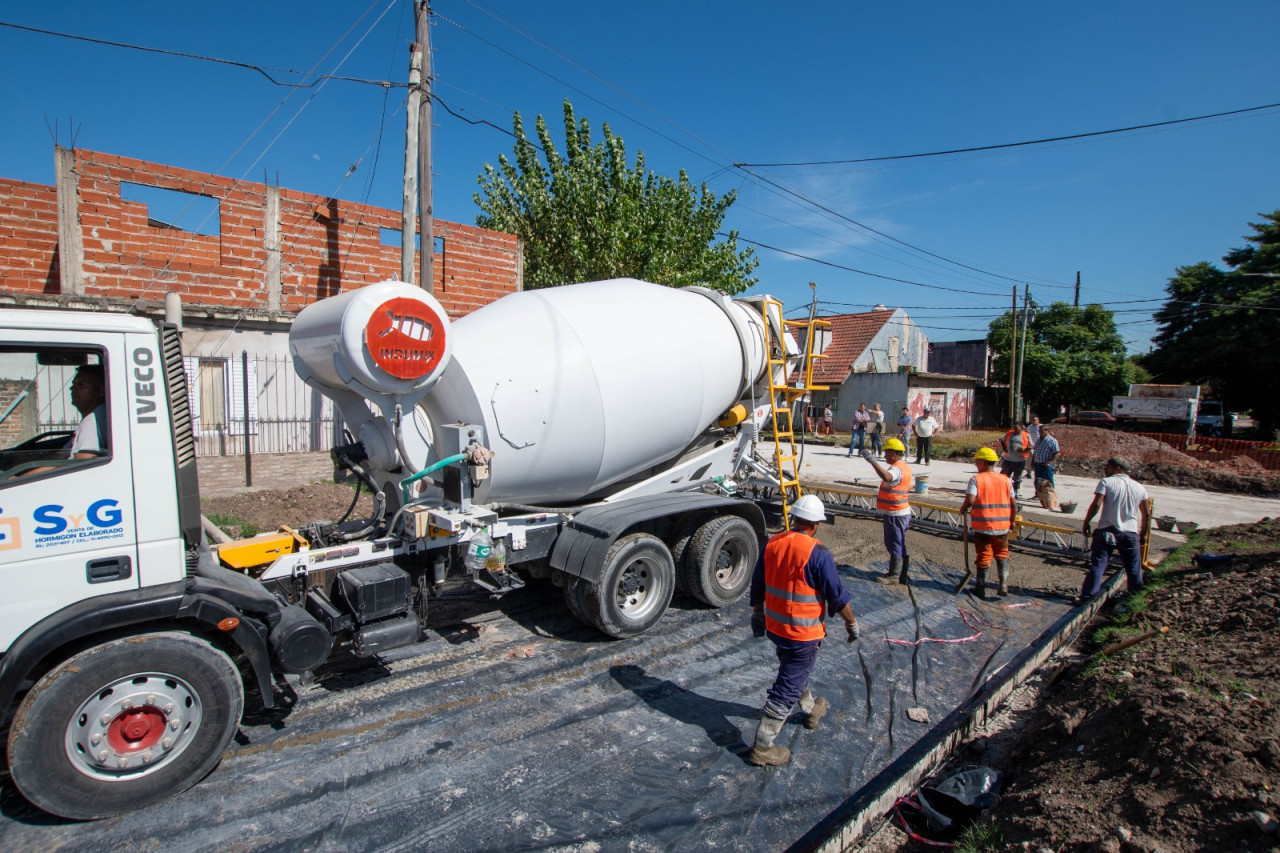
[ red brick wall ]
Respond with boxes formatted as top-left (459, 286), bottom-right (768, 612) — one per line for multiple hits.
top-left (0, 179), bottom-right (60, 295)
top-left (0, 149), bottom-right (520, 317)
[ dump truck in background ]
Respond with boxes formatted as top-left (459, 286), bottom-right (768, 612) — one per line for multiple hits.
top-left (0, 278), bottom-right (819, 819)
top-left (1113, 383), bottom-right (1200, 434)
top-left (1112, 384), bottom-right (1232, 436)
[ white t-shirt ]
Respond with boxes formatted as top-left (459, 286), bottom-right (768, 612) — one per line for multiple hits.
top-left (70, 404), bottom-right (108, 457)
top-left (914, 416), bottom-right (937, 437)
top-left (1093, 473), bottom-right (1149, 533)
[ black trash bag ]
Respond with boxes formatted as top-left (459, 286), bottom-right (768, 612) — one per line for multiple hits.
top-left (915, 766), bottom-right (1003, 832)
top-left (1193, 553), bottom-right (1235, 570)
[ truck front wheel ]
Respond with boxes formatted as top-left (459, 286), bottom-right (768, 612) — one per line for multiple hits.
top-left (7, 631), bottom-right (244, 820)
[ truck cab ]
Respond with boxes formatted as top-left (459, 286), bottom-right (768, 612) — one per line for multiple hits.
top-left (0, 312), bottom-right (191, 647)
top-left (1195, 400), bottom-right (1234, 436)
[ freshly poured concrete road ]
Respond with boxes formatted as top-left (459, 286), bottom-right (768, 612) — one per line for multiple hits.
top-left (797, 446), bottom-right (1280, 531)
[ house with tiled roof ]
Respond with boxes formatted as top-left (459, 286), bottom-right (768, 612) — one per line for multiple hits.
top-left (804, 306), bottom-right (978, 434)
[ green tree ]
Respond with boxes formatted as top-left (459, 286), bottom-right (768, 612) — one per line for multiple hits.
top-left (474, 101), bottom-right (758, 293)
top-left (987, 302), bottom-right (1131, 417)
top-left (1145, 210), bottom-right (1280, 432)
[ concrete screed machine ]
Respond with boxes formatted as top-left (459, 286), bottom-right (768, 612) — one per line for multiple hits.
top-left (0, 277), bottom-right (824, 819)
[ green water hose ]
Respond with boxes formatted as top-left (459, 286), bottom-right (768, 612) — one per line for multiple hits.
top-left (400, 453), bottom-right (467, 504)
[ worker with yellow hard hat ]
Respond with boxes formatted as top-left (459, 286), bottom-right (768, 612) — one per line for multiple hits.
top-left (959, 446), bottom-right (1017, 598)
top-left (857, 437), bottom-right (913, 584)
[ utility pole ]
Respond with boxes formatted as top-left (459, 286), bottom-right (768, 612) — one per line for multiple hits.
top-left (401, 2), bottom-right (434, 292)
top-left (1008, 285), bottom-right (1018, 425)
top-left (1073, 271), bottom-right (1080, 308)
top-left (1015, 284), bottom-right (1032, 421)
top-left (417, 1), bottom-right (434, 294)
top-left (401, 38), bottom-right (422, 285)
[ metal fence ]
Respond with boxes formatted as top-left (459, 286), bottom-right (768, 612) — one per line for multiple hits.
top-left (186, 354), bottom-right (340, 458)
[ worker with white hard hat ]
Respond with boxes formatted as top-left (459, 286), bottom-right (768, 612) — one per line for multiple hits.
top-left (857, 437), bottom-right (914, 584)
top-left (747, 494), bottom-right (859, 767)
top-left (959, 447), bottom-right (1017, 598)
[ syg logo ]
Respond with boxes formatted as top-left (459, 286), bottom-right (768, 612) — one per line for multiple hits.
top-left (32, 499), bottom-right (125, 550)
top-left (0, 508), bottom-right (20, 552)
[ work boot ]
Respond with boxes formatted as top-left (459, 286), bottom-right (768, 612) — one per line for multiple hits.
top-left (799, 691), bottom-right (828, 730)
top-left (972, 567), bottom-right (988, 600)
top-left (884, 557), bottom-right (901, 583)
top-left (898, 555), bottom-right (911, 584)
top-left (997, 559), bottom-right (1010, 597)
top-left (748, 715), bottom-right (791, 766)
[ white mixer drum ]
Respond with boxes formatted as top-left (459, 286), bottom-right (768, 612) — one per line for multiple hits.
top-left (421, 278), bottom-right (769, 504)
top-left (289, 281), bottom-right (452, 401)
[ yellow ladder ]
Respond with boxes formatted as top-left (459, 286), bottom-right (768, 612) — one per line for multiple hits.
top-left (760, 298), bottom-right (829, 529)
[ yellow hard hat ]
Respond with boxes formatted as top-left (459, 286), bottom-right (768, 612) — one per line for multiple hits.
top-left (974, 447), bottom-right (999, 463)
top-left (883, 438), bottom-right (906, 453)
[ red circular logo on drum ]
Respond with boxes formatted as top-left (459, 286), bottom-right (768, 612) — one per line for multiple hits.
top-left (365, 297), bottom-right (447, 379)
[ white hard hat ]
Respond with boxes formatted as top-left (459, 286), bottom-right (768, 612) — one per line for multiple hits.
top-left (790, 494), bottom-right (827, 523)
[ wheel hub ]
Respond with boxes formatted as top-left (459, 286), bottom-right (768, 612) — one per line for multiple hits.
top-left (65, 672), bottom-right (203, 778)
top-left (617, 563), bottom-right (649, 610)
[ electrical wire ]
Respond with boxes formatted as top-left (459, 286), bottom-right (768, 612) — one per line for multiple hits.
top-left (735, 100), bottom-right (1280, 167)
top-left (0, 19), bottom-right (406, 90)
top-left (434, 6), bottom-right (1075, 294)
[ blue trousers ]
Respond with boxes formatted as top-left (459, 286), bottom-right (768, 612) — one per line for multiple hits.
top-left (764, 636), bottom-right (821, 719)
top-left (1081, 527), bottom-right (1143, 600)
top-left (1034, 463), bottom-right (1055, 487)
top-left (882, 514), bottom-right (911, 558)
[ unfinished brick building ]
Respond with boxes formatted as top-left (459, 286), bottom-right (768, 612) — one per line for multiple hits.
top-left (0, 147), bottom-right (522, 481)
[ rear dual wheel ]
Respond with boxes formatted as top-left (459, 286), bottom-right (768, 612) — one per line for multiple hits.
top-left (565, 533), bottom-right (676, 639)
top-left (678, 515), bottom-right (759, 608)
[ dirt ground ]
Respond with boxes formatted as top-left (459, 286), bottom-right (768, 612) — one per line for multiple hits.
top-left (951, 426), bottom-right (1280, 496)
top-left (856, 517), bottom-right (1280, 853)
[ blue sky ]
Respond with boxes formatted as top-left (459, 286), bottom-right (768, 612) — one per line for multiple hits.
top-left (2, 1), bottom-right (1277, 353)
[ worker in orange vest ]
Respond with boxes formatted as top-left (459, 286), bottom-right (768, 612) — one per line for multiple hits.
top-left (858, 437), bottom-right (914, 584)
top-left (1000, 421), bottom-right (1033, 499)
top-left (959, 447), bottom-right (1018, 598)
top-left (748, 495), bottom-right (859, 766)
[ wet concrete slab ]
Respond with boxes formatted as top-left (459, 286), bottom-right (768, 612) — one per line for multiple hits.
top-left (0, 555), bottom-right (1075, 852)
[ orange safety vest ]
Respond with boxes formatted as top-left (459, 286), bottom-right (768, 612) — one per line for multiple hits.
top-left (877, 460), bottom-right (914, 513)
top-left (1003, 429), bottom-right (1031, 460)
top-left (762, 531), bottom-right (826, 642)
top-left (970, 470), bottom-right (1014, 534)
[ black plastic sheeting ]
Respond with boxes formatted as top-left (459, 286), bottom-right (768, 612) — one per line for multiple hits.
top-left (0, 558), bottom-right (1075, 851)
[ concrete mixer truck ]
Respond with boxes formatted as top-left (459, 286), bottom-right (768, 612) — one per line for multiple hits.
top-left (0, 278), bottom-right (819, 819)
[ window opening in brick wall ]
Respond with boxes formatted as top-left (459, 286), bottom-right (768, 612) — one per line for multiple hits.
top-left (121, 183), bottom-right (220, 236)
